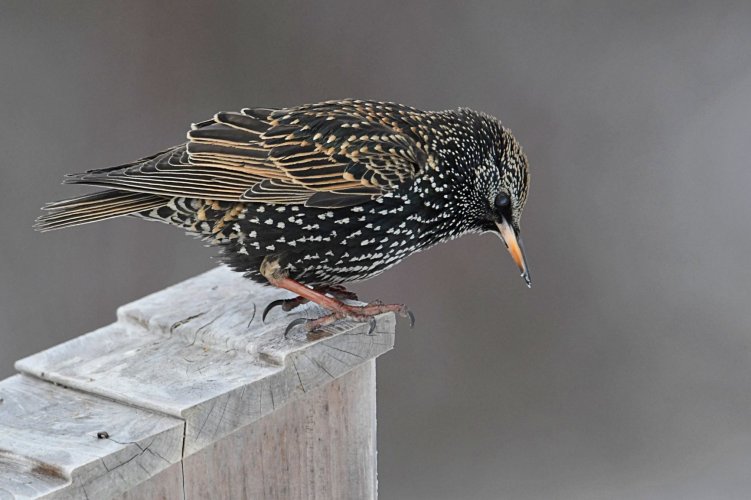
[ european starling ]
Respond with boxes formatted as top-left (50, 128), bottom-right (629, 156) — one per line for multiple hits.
top-left (35, 99), bottom-right (531, 333)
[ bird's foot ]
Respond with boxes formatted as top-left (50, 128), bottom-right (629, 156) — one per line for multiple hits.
top-left (258, 269), bottom-right (413, 338)
top-left (262, 285), bottom-right (359, 321)
top-left (285, 302), bottom-right (415, 338)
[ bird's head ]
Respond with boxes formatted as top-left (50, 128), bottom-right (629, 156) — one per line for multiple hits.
top-left (491, 129), bottom-right (531, 287)
top-left (456, 111), bottom-right (531, 287)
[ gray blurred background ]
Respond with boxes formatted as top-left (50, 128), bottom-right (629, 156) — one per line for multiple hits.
top-left (2, 1), bottom-right (751, 498)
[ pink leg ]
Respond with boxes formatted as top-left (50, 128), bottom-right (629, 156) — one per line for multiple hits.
top-left (260, 257), bottom-right (413, 335)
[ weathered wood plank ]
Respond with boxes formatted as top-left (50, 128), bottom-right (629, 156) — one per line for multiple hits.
top-left (0, 375), bottom-right (183, 499)
top-left (16, 267), bottom-right (395, 457)
top-left (6, 266), bottom-right (396, 498)
top-left (182, 361), bottom-right (377, 500)
top-left (123, 361), bottom-right (378, 500)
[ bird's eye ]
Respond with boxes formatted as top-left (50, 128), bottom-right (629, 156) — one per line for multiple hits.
top-left (495, 193), bottom-right (511, 209)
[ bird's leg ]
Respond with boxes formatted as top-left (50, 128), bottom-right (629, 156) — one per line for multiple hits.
top-left (262, 285), bottom-right (358, 321)
top-left (260, 257), bottom-right (413, 336)
top-left (316, 284), bottom-right (359, 301)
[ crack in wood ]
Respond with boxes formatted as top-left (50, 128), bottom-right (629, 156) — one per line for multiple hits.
top-left (189, 316), bottom-right (220, 346)
top-left (170, 312), bottom-right (207, 335)
top-left (105, 443), bottom-right (149, 472)
top-left (180, 422), bottom-right (187, 500)
top-left (195, 400), bottom-right (218, 440)
top-left (212, 394), bottom-right (232, 440)
top-left (322, 343), bottom-right (365, 360)
top-left (291, 357), bottom-right (306, 393)
top-left (305, 353), bottom-right (336, 380)
top-left (107, 437), bottom-right (171, 466)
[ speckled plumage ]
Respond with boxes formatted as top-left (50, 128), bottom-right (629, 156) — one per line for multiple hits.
top-left (37, 99), bottom-right (530, 302)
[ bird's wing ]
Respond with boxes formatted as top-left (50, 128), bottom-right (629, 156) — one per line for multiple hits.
top-left (66, 100), bottom-right (428, 208)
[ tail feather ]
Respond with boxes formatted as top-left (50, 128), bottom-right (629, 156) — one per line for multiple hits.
top-left (35, 190), bottom-right (167, 231)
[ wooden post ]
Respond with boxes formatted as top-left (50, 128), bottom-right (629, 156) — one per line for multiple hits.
top-left (0, 267), bottom-right (396, 499)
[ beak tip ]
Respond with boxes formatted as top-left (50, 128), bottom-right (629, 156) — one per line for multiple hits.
top-left (522, 274), bottom-right (532, 288)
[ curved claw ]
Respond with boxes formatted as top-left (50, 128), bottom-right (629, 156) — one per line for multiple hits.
top-left (405, 309), bottom-right (416, 328)
top-left (263, 299), bottom-right (288, 322)
top-left (247, 303), bottom-right (257, 328)
top-left (367, 316), bottom-right (377, 335)
top-left (284, 317), bottom-right (309, 338)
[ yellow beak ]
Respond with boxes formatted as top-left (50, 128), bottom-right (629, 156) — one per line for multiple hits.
top-left (496, 218), bottom-right (532, 287)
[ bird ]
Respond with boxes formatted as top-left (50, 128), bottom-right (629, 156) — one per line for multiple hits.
top-left (35, 99), bottom-right (531, 335)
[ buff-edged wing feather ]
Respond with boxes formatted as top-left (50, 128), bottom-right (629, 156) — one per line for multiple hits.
top-left (259, 100), bottom-right (428, 207)
top-left (34, 190), bottom-right (167, 231)
top-left (68, 101), bottom-right (426, 205)
top-left (36, 100), bottom-right (432, 231)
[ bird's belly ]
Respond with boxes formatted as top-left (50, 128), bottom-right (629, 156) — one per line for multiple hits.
top-left (145, 196), bottom-right (452, 286)
top-left (286, 239), bottom-right (418, 285)
top-left (217, 198), bottom-right (443, 285)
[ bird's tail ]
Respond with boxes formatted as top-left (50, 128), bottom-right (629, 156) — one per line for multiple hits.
top-left (34, 189), bottom-right (167, 231)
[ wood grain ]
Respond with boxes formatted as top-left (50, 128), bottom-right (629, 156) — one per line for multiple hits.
top-left (182, 361), bottom-right (377, 500)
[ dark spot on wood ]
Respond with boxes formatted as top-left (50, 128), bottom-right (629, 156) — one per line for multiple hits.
top-left (257, 351), bottom-right (284, 367)
top-left (31, 462), bottom-right (66, 480)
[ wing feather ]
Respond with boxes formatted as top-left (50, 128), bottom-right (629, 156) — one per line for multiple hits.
top-left (64, 100), bottom-right (429, 208)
